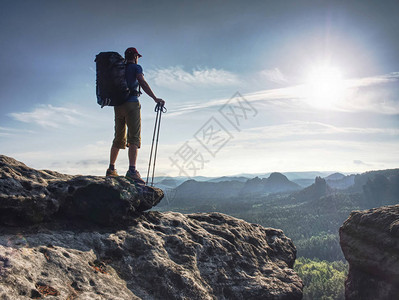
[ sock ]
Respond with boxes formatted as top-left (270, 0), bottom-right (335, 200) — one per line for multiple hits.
top-left (109, 164), bottom-right (115, 170)
top-left (129, 166), bottom-right (136, 173)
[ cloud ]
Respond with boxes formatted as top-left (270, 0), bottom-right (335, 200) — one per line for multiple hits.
top-left (234, 121), bottom-right (399, 142)
top-left (346, 72), bottom-right (399, 88)
top-left (0, 126), bottom-right (35, 137)
top-left (146, 66), bottom-right (239, 90)
top-left (258, 68), bottom-right (287, 84)
top-left (9, 105), bottom-right (84, 128)
top-left (353, 160), bottom-right (372, 166)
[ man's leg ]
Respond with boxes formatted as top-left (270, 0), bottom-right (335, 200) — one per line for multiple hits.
top-left (126, 102), bottom-right (141, 171)
top-left (110, 146), bottom-right (120, 166)
top-left (126, 144), bottom-right (144, 183)
top-left (125, 102), bottom-right (145, 183)
top-left (108, 104), bottom-right (127, 176)
top-left (106, 146), bottom-right (121, 176)
top-left (128, 144), bottom-right (138, 168)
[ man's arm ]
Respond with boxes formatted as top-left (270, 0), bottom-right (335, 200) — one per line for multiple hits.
top-left (137, 74), bottom-right (165, 105)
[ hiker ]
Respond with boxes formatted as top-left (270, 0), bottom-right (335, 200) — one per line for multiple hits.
top-left (106, 47), bottom-right (165, 184)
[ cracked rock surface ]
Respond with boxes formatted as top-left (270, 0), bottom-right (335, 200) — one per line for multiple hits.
top-left (0, 212), bottom-right (303, 299)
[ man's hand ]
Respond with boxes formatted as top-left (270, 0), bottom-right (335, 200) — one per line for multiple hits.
top-left (154, 98), bottom-right (165, 106)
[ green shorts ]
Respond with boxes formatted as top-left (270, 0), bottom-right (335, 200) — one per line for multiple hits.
top-left (112, 101), bottom-right (141, 149)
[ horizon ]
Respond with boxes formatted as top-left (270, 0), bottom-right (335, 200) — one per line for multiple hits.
top-left (1, 0), bottom-right (398, 177)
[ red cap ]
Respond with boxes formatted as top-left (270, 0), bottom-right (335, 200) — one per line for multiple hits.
top-left (125, 47), bottom-right (142, 58)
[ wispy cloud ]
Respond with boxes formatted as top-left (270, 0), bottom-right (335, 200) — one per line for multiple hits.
top-left (234, 121), bottom-right (399, 142)
top-left (9, 105), bottom-right (84, 128)
top-left (346, 72), bottom-right (399, 88)
top-left (0, 126), bottom-right (35, 137)
top-left (353, 160), bottom-right (372, 167)
top-left (146, 66), bottom-right (239, 90)
top-left (257, 68), bottom-right (287, 84)
top-left (167, 71), bottom-right (399, 116)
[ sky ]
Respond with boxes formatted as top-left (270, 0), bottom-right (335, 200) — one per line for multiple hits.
top-left (1, 0), bottom-right (398, 178)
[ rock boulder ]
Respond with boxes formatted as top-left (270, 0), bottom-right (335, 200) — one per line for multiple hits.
top-left (340, 205), bottom-right (399, 300)
top-left (0, 155), bottom-right (163, 226)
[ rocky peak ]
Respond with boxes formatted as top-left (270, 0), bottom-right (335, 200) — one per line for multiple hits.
top-left (325, 172), bottom-right (345, 180)
top-left (286, 176), bottom-right (331, 203)
top-left (340, 205), bottom-right (399, 299)
top-left (241, 173), bottom-right (301, 195)
top-left (246, 176), bottom-right (263, 184)
top-left (268, 172), bottom-right (290, 183)
top-left (314, 176), bottom-right (326, 185)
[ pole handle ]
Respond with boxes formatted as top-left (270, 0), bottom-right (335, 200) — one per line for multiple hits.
top-left (155, 102), bottom-right (167, 113)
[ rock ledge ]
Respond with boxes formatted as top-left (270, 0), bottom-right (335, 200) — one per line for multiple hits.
top-left (0, 155), bottom-right (163, 226)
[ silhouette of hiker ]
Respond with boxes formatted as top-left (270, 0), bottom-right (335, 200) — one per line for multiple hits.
top-left (106, 47), bottom-right (165, 184)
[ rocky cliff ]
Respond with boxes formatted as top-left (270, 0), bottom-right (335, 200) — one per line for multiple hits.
top-left (0, 155), bottom-right (303, 299)
top-left (0, 155), bottom-right (163, 226)
top-left (340, 205), bottom-right (399, 300)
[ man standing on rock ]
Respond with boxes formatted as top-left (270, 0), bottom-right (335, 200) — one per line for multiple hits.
top-left (106, 47), bottom-right (165, 184)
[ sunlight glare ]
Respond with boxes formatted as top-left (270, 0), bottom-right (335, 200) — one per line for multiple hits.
top-left (305, 64), bottom-right (346, 109)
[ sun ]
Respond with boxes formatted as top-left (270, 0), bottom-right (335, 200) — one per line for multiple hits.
top-left (304, 64), bottom-right (346, 109)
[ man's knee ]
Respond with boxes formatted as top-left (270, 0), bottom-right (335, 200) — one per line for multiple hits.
top-left (112, 140), bottom-right (126, 149)
top-left (127, 139), bottom-right (141, 149)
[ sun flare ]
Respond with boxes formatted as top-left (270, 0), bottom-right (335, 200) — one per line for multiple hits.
top-left (304, 64), bottom-right (346, 109)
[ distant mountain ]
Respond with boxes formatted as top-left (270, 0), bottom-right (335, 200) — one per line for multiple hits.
top-left (266, 172), bottom-right (302, 193)
top-left (292, 179), bottom-right (315, 188)
top-left (361, 171), bottom-right (399, 207)
top-left (282, 171), bottom-right (338, 181)
top-left (152, 177), bottom-right (185, 191)
top-left (156, 170), bottom-right (399, 209)
top-left (236, 171), bottom-right (337, 181)
top-left (325, 173), bottom-right (345, 180)
top-left (157, 178), bottom-right (180, 187)
top-left (325, 174), bottom-right (356, 190)
top-left (349, 169), bottom-right (399, 193)
top-left (167, 179), bottom-right (245, 207)
top-left (291, 177), bottom-right (334, 202)
top-left (159, 173), bottom-right (302, 208)
top-left (241, 173), bottom-right (301, 196)
top-left (154, 171), bottom-right (343, 186)
top-left (207, 176), bottom-right (249, 183)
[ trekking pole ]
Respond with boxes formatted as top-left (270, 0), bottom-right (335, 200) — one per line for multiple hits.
top-left (146, 102), bottom-right (167, 186)
top-left (146, 107), bottom-right (159, 185)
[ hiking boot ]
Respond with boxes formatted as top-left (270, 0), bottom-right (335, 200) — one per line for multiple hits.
top-left (125, 170), bottom-right (146, 185)
top-left (106, 168), bottom-right (119, 177)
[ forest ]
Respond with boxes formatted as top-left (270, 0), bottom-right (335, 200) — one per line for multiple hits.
top-left (154, 169), bottom-right (399, 299)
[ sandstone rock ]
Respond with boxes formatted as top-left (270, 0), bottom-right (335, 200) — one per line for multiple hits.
top-left (0, 155), bottom-right (163, 226)
top-left (0, 155), bottom-right (303, 298)
top-left (0, 211), bottom-right (303, 299)
top-left (340, 205), bottom-right (399, 300)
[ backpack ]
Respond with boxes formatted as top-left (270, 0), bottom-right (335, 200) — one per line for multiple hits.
top-left (95, 52), bottom-right (130, 107)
